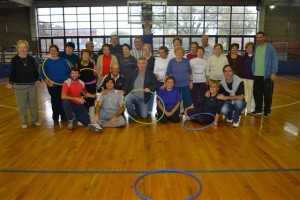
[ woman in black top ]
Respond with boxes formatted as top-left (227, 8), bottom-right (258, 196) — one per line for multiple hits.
top-left (6, 40), bottom-right (41, 128)
top-left (77, 49), bottom-right (97, 110)
top-left (184, 80), bottom-right (223, 127)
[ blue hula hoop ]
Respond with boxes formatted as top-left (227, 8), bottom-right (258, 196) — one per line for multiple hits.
top-left (124, 89), bottom-right (165, 125)
top-left (134, 169), bottom-right (203, 200)
top-left (120, 62), bottom-right (137, 69)
top-left (182, 112), bottom-right (216, 131)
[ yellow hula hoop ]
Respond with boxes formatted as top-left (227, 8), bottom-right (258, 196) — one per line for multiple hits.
top-left (41, 58), bottom-right (73, 86)
top-left (79, 67), bottom-right (98, 74)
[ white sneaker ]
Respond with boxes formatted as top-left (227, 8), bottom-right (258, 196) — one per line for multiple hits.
top-left (21, 124), bottom-right (28, 129)
top-left (33, 122), bottom-right (41, 126)
top-left (88, 123), bottom-right (102, 133)
top-left (232, 117), bottom-right (241, 128)
top-left (226, 119), bottom-right (233, 123)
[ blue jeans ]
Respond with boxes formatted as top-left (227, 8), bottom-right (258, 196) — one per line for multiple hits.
top-left (125, 94), bottom-right (148, 118)
top-left (62, 100), bottom-right (90, 126)
top-left (221, 100), bottom-right (246, 123)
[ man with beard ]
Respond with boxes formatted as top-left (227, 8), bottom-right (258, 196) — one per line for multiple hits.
top-left (61, 67), bottom-right (101, 131)
top-left (90, 78), bottom-right (126, 129)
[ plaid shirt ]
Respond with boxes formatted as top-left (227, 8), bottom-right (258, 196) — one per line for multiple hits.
top-left (130, 48), bottom-right (143, 60)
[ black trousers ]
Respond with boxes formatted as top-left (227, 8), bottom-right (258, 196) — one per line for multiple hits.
top-left (47, 86), bottom-right (66, 121)
top-left (157, 108), bottom-right (180, 123)
top-left (84, 84), bottom-right (96, 110)
top-left (253, 76), bottom-right (274, 114)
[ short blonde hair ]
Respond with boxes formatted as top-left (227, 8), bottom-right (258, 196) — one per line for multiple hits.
top-left (17, 40), bottom-right (29, 49)
top-left (142, 43), bottom-right (152, 52)
top-left (209, 80), bottom-right (220, 88)
top-left (174, 46), bottom-right (186, 56)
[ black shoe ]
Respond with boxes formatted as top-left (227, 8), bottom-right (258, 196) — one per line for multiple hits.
top-left (250, 111), bottom-right (263, 116)
top-left (263, 112), bottom-right (270, 118)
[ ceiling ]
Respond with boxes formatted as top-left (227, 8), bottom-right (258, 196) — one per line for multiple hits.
top-left (1, 0), bottom-right (300, 8)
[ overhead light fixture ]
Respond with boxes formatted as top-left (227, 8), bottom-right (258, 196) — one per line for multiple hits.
top-left (269, 4), bottom-right (275, 9)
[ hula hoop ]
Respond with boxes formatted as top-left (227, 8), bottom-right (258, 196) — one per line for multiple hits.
top-left (124, 89), bottom-right (165, 125)
top-left (41, 58), bottom-right (73, 86)
top-left (182, 113), bottom-right (216, 131)
top-left (79, 67), bottom-right (98, 85)
top-left (134, 169), bottom-right (203, 200)
top-left (120, 62), bottom-right (137, 69)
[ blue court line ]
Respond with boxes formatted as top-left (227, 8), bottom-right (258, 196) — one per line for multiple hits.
top-left (0, 168), bottom-right (299, 175)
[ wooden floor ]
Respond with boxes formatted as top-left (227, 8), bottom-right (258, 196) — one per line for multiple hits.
top-left (0, 76), bottom-right (299, 200)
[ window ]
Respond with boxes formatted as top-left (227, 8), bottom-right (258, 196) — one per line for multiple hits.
top-left (37, 5), bottom-right (258, 53)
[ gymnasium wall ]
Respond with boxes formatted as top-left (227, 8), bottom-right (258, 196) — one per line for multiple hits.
top-left (0, 8), bottom-right (37, 53)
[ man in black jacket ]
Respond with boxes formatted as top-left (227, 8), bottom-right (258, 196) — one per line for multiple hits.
top-left (125, 57), bottom-right (159, 119)
top-left (98, 64), bottom-right (128, 95)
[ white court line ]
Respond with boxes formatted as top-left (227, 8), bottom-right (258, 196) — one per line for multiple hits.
top-left (0, 104), bottom-right (46, 113)
top-left (272, 101), bottom-right (300, 109)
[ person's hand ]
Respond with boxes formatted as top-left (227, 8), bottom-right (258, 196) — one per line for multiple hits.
top-left (76, 97), bottom-right (86, 104)
top-left (110, 116), bottom-right (116, 125)
top-left (270, 73), bottom-right (276, 82)
top-left (118, 90), bottom-right (125, 95)
top-left (47, 81), bottom-right (54, 87)
top-left (205, 90), bottom-right (210, 97)
top-left (35, 81), bottom-right (41, 86)
top-left (189, 81), bottom-right (193, 89)
top-left (5, 84), bottom-right (13, 89)
top-left (144, 88), bottom-right (150, 93)
top-left (217, 94), bottom-right (226, 100)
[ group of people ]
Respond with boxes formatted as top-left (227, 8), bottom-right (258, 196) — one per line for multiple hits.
top-left (6, 31), bottom-right (278, 131)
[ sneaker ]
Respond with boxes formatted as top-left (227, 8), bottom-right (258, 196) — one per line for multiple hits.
top-left (226, 118), bottom-right (233, 123)
top-left (68, 120), bottom-right (74, 130)
top-left (232, 116), bottom-right (241, 128)
top-left (88, 123), bottom-right (102, 132)
top-left (263, 112), bottom-right (270, 118)
top-left (21, 124), bottom-right (28, 129)
top-left (250, 111), bottom-right (263, 116)
top-left (33, 122), bottom-right (41, 126)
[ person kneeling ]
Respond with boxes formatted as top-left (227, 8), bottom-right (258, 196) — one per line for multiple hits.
top-left (156, 76), bottom-right (181, 123)
top-left (184, 80), bottom-right (223, 127)
top-left (218, 65), bottom-right (246, 128)
top-left (61, 67), bottom-right (101, 131)
top-left (90, 78), bottom-right (126, 129)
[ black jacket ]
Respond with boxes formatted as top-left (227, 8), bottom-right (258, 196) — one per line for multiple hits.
top-left (126, 69), bottom-right (159, 103)
top-left (98, 73), bottom-right (128, 94)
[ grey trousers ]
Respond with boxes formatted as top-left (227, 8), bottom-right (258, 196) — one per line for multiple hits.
top-left (14, 85), bottom-right (39, 125)
top-left (99, 110), bottom-right (126, 127)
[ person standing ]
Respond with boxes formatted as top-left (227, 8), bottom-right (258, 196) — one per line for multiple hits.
top-left (251, 31), bottom-right (278, 118)
top-left (41, 44), bottom-right (70, 124)
top-left (118, 43), bottom-right (137, 79)
top-left (6, 40), bottom-right (41, 128)
top-left (226, 43), bottom-right (243, 77)
top-left (85, 41), bottom-right (99, 62)
top-left (201, 35), bottom-right (214, 60)
top-left (242, 42), bottom-right (255, 113)
top-left (165, 46), bottom-right (193, 109)
top-left (130, 36), bottom-right (144, 60)
top-left (154, 46), bottom-right (170, 87)
top-left (186, 42), bottom-right (199, 61)
top-left (190, 46), bottom-right (207, 106)
top-left (206, 43), bottom-right (229, 81)
top-left (59, 42), bottom-right (80, 67)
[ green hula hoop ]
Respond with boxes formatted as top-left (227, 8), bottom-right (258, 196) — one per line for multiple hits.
top-left (124, 88), bottom-right (166, 125)
top-left (41, 58), bottom-right (73, 86)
